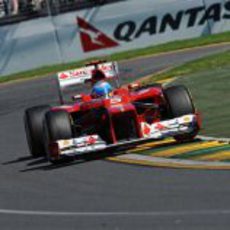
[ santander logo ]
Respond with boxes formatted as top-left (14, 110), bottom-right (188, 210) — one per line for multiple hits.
top-left (77, 17), bottom-right (119, 52)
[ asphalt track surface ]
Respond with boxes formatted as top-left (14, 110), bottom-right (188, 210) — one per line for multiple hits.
top-left (0, 44), bottom-right (230, 230)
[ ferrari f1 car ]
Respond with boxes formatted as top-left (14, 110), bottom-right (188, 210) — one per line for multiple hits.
top-left (24, 60), bottom-right (201, 163)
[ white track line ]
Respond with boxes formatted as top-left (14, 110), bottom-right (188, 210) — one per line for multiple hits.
top-left (198, 135), bottom-right (230, 143)
top-left (1, 209), bottom-right (230, 217)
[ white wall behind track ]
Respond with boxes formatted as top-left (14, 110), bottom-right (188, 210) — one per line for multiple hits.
top-left (0, 0), bottom-right (229, 76)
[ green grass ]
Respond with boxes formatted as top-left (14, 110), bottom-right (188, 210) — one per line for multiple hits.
top-left (141, 44), bottom-right (230, 137)
top-left (1, 31), bottom-right (230, 84)
top-left (173, 66), bottom-right (230, 138)
top-left (144, 50), bottom-right (230, 83)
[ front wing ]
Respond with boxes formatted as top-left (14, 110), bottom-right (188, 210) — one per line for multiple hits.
top-left (49, 114), bottom-right (198, 162)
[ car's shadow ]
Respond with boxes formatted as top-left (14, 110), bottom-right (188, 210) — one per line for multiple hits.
top-left (21, 149), bottom-right (128, 172)
top-left (2, 148), bottom-right (127, 172)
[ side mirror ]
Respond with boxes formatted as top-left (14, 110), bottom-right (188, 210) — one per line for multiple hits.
top-left (128, 82), bottom-right (141, 90)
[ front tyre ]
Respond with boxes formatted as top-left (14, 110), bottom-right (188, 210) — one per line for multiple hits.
top-left (44, 110), bottom-right (73, 162)
top-left (163, 85), bottom-right (198, 142)
top-left (163, 85), bottom-right (195, 118)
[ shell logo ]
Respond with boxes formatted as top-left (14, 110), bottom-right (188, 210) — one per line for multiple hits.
top-left (183, 116), bottom-right (191, 123)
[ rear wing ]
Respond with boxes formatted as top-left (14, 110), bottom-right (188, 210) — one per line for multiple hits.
top-left (56, 61), bottom-right (119, 104)
top-left (57, 61), bottom-right (119, 89)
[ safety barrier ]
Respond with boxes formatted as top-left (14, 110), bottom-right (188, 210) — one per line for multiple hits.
top-left (0, 0), bottom-right (229, 76)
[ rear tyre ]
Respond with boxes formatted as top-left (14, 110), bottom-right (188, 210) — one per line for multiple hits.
top-left (163, 85), bottom-right (198, 142)
top-left (24, 105), bottom-right (50, 157)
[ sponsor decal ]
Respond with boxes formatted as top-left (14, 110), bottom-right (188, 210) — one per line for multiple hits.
top-left (154, 123), bottom-right (166, 131)
top-left (87, 136), bottom-right (97, 145)
top-left (72, 135), bottom-right (102, 148)
top-left (58, 69), bottom-right (89, 80)
top-left (58, 139), bottom-right (73, 149)
top-left (141, 115), bottom-right (196, 137)
top-left (59, 73), bottom-right (69, 80)
top-left (142, 123), bottom-right (151, 137)
top-left (114, 2), bottom-right (230, 42)
top-left (77, 17), bottom-right (119, 52)
top-left (110, 96), bottom-right (122, 104)
top-left (183, 115), bottom-right (192, 123)
top-left (76, 2), bottom-right (230, 52)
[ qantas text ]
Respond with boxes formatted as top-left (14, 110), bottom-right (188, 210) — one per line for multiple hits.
top-left (114, 2), bottom-right (230, 42)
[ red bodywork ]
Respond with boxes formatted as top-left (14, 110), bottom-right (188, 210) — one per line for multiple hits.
top-left (51, 84), bottom-right (166, 144)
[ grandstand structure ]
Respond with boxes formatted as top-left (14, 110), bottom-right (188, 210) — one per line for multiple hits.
top-left (0, 0), bottom-right (124, 25)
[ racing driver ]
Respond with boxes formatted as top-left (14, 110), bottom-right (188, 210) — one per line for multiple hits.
top-left (91, 69), bottom-right (113, 98)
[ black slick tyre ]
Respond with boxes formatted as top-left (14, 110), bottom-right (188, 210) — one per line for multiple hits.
top-left (45, 110), bottom-right (73, 141)
top-left (24, 105), bottom-right (50, 157)
top-left (163, 85), bottom-right (195, 118)
top-left (163, 85), bottom-right (198, 142)
top-left (44, 110), bottom-right (73, 163)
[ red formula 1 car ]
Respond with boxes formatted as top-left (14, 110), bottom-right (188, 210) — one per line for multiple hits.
top-left (24, 60), bottom-right (201, 163)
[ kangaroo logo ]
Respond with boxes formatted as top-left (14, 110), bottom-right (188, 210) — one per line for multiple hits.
top-left (77, 17), bottom-right (119, 52)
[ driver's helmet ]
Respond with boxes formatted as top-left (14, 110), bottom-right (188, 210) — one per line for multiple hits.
top-left (92, 81), bottom-right (113, 97)
top-left (91, 69), bottom-right (106, 82)
top-left (91, 69), bottom-right (113, 97)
